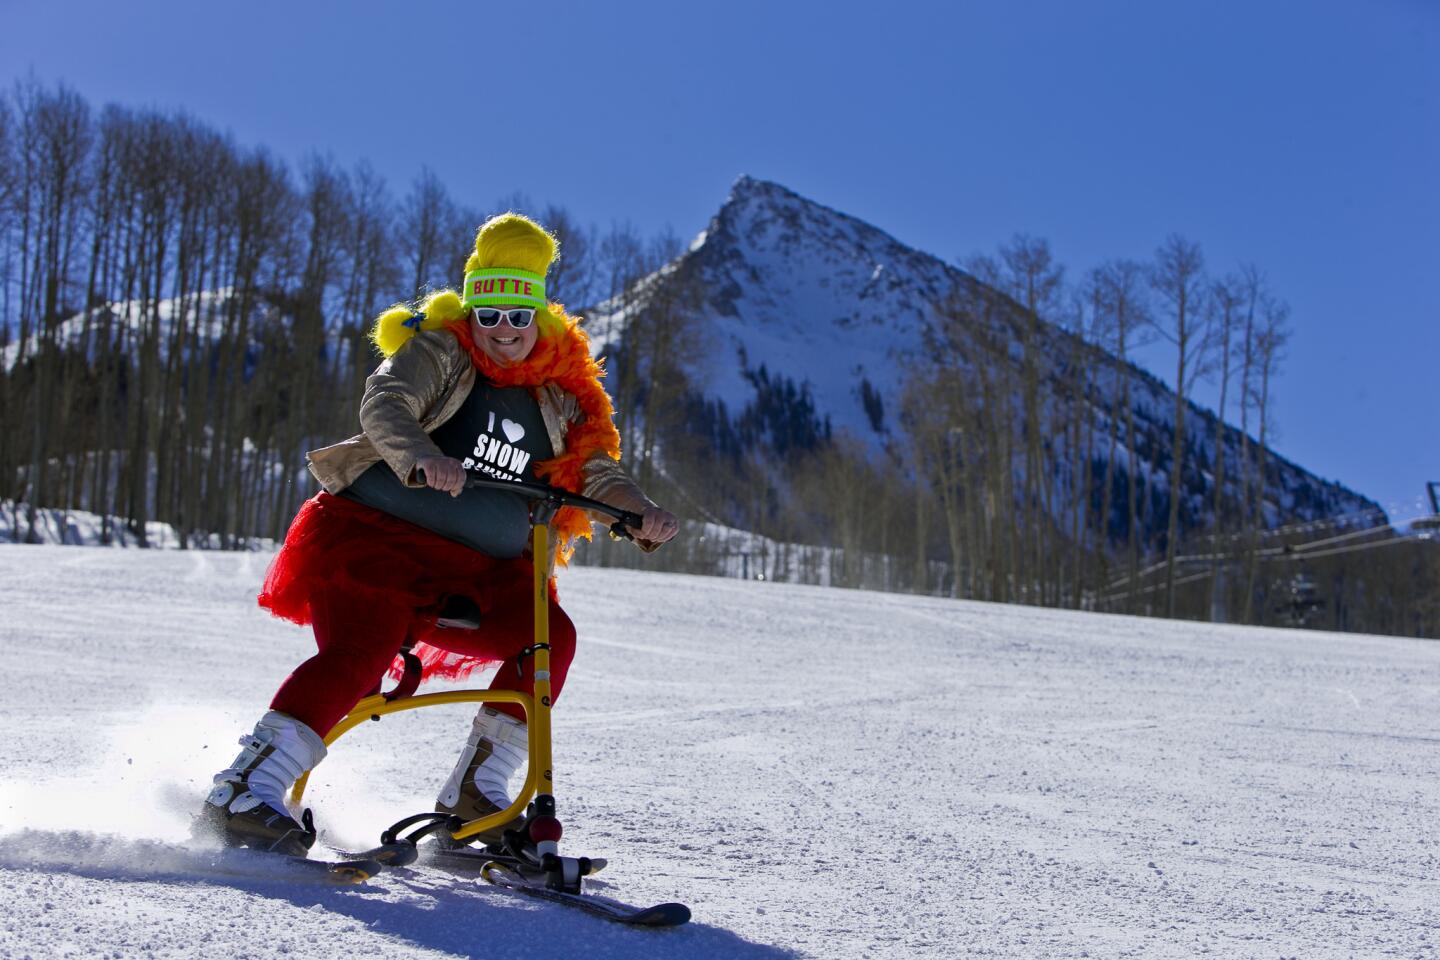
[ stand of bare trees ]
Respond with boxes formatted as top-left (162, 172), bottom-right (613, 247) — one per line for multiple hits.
top-left (2, 81), bottom-right (512, 546)
top-left (882, 232), bottom-right (1436, 636)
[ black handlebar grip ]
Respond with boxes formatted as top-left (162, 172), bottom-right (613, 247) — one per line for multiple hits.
top-left (412, 468), bottom-right (644, 532)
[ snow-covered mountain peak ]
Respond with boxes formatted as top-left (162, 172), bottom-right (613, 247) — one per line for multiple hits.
top-left (646, 176), bottom-right (967, 438)
top-left (591, 177), bottom-right (1384, 538)
top-left (704, 175), bottom-right (958, 330)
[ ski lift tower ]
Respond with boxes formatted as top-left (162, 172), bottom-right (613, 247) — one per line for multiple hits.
top-left (1274, 545), bottom-right (1326, 627)
top-left (1415, 482), bottom-right (1440, 534)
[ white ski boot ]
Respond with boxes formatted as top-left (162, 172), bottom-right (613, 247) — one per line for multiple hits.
top-left (202, 711), bottom-right (327, 856)
top-left (434, 707), bottom-right (529, 848)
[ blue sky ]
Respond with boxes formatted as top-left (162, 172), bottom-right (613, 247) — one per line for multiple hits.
top-left (2, 0), bottom-right (1435, 518)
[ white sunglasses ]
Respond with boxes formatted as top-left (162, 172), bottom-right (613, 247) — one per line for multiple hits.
top-left (472, 307), bottom-right (536, 329)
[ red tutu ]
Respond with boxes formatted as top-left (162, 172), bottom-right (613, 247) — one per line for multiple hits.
top-left (259, 492), bottom-right (543, 680)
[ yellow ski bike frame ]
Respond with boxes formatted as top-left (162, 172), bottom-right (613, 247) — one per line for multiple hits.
top-left (287, 477), bottom-right (643, 895)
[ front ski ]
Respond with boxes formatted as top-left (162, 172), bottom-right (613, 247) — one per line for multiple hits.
top-left (192, 809), bottom-right (385, 885)
top-left (195, 849), bottom-right (385, 886)
top-left (340, 841), bottom-right (420, 869)
top-left (480, 860), bottom-right (690, 927)
top-left (288, 854), bottom-right (385, 885)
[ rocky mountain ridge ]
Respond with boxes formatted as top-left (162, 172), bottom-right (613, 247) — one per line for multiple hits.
top-left (587, 176), bottom-right (1384, 541)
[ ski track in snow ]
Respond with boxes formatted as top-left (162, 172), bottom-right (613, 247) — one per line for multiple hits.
top-left (0, 544), bottom-right (1436, 959)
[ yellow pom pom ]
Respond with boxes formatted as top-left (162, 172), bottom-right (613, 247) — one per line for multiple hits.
top-left (370, 304), bottom-right (421, 357)
top-left (369, 292), bottom-right (469, 357)
top-left (465, 213), bottom-right (559, 277)
top-left (419, 290), bottom-right (466, 325)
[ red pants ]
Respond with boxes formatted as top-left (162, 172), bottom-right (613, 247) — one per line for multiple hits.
top-left (270, 580), bottom-right (577, 737)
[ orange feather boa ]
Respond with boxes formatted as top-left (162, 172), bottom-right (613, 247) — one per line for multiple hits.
top-left (445, 313), bottom-right (621, 565)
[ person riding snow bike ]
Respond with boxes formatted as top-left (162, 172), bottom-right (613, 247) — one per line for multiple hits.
top-left (202, 213), bottom-right (678, 856)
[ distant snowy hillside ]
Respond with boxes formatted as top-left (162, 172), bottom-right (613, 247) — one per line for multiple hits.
top-left (1, 290), bottom-right (238, 371)
top-left (0, 500), bottom-right (274, 550)
top-left (1, 545), bottom-right (1436, 958)
top-left (587, 177), bottom-right (1383, 539)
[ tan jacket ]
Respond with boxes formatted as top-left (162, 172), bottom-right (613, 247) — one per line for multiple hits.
top-left (306, 329), bottom-right (658, 565)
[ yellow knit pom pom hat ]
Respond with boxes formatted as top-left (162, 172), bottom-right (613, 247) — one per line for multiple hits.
top-left (370, 212), bottom-right (564, 356)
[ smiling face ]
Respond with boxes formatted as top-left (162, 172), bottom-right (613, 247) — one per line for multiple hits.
top-left (470, 305), bottom-right (540, 366)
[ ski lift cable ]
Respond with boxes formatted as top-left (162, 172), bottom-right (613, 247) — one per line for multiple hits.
top-left (1106, 537), bottom-right (1296, 588)
top-left (1283, 523), bottom-right (1398, 553)
top-left (1249, 498), bottom-right (1412, 541)
top-left (1100, 557), bottom-right (1173, 592)
top-left (1099, 512), bottom-right (1434, 592)
top-left (1183, 523), bottom-right (1430, 566)
top-left (1258, 534), bottom-right (1425, 562)
top-left (1192, 506), bottom-right (1389, 548)
top-left (1094, 569), bottom-right (1213, 604)
top-left (1268, 512), bottom-right (1436, 556)
top-left (1172, 526), bottom-right (1424, 570)
top-left (1094, 531), bottom-right (1423, 608)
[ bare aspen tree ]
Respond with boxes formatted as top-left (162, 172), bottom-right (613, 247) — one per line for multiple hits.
top-left (595, 222), bottom-right (653, 461)
top-left (0, 94), bottom-right (14, 314)
top-left (908, 425), bottom-right (929, 593)
top-left (399, 167), bottom-right (456, 298)
top-left (962, 254), bottom-right (1022, 601)
top-left (157, 114), bottom-right (221, 541)
top-left (76, 106), bottom-right (122, 534)
top-left (794, 435), bottom-right (877, 588)
top-left (1242, 294), bottom-right (1291, 621)
top-left (1061, 286), bottom-right (1101, 607)
top-left (596, 220), bottom-right (646, 343)
top-left (447, 203), bottom-right (482, 294)
top-left (1086, 271), bottom-right (1119, 599)
top-left (996, 235), bottom-right (1063, 603)
top-left (11, 79), bottom-right (40, 379)
top-left (1207, 273), bottom-right (1244, 617)
top-left (88, 105), bottom-right (141, 543)
top-left (915, 270), bottom-right (1031, 601)
top-left (213, 148), bottom-right (295, 544)
top-left (335, 161), bottom-right (397, 434)
top-left (1092, 259), bottom-right (1151, 612)
top-left (540, 204), bottom-right (597, 310)
top-left (0, 94), bottom-right (19, 533)
top-left (19, 83), bottom-right (91, 542)
top-left (271, 154), bottom-right (351, 532)
top-left (915, 277), bottom-right (989, 598)
top-left (1233, 263), bottom-right (1264, 621)
top-left (591, 218), bottom-right (653, 531)
top-left (1149, 234), bottom-right (1213, 617)
top-left (904, 296), bottom-right (977, 599)
top-left (122, 111), bottom-right (184, 546)
top-left (179, 124), bottom-right (232, 543)
top-left (633, 229), bottom-right (692, 493)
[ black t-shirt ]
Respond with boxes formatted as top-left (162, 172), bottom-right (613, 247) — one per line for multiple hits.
top-left (340, 380), bottom-right (556, 558)
top-left (430, 382), bottom-right (552, 484)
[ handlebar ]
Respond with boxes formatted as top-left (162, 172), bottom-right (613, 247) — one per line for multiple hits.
top-left (415, 469), bottom-right (645, 542)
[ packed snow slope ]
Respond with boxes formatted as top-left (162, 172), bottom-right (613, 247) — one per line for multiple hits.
top-left (0, 546), bottom-right (1435, 959)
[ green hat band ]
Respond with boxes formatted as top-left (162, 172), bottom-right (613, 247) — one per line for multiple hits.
top-left (464, 267), bottom-right (547, 308)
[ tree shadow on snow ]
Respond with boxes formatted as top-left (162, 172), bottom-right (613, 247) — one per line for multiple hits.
top-left (0, 830), bottom-right (797, 960)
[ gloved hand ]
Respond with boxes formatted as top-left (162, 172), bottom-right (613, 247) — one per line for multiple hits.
top-left (637, 505), bottom-right (681, 544)
top-left (415, 456), bottom-right (466, 497)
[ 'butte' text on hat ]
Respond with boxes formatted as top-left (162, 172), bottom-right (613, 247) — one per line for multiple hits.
top-left (472, 279), bottom-right (535, 297)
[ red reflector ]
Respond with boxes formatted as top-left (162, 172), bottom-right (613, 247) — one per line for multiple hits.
top-left (527, 815), bottom-right (563, 843)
